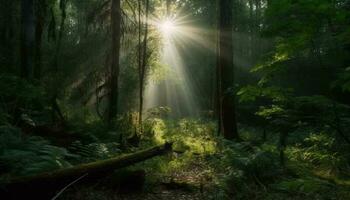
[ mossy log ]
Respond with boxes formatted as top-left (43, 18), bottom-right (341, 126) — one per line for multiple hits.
top-left (1, 142), bottom-right (172, 199)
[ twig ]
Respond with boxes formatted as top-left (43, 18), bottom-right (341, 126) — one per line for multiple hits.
top-left (51, 173), bottom-right (88, 200)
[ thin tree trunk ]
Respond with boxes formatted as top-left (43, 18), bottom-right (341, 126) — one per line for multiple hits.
top-left (219, 0), bottom-right (239, 140)
top-left (107, 0), bottom-right (121, 125)
top-left (21, 0), bottom-right (35, 79)
top-left (255, 0), bottom-right (262, 61)
top-left (1, 1), bottom-right (15, 71)
top-left (51, 0), bottom-right (67, 124)
top-left (216, 0), bottom-right (222, 134)
top-left (138, 0), bottom-right (143, 131)
top-left (53, 0), bottom-right (67, 72)
top-left (34, 0), bottom-right (47, 80)
top-left (279, 132), bottom-right (288, 167)
top-left (139, 0), bottom-right (150, 134)
top-left (248, 0), bottom-right (254, 61)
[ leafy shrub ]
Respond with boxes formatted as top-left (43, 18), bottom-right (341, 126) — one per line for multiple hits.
top-left (143, 118), bottom-right (167, 144)
top-left (166, 119), bottom-right (217, 154)
top-left (222, 141), bottom-right (281, 182)
top-left (143, 117), bottom-right (217, 154)
top-left (208, 140), bottom-right (283, 199)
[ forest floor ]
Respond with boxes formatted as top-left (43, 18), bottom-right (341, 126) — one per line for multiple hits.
top-left (60, 119), bottom-right (350, 200)
top-left (63, 155), bottom-right (215, 200)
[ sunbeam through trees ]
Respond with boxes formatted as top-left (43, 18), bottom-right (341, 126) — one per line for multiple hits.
top-left (0, 0), bottom-right (350, 199)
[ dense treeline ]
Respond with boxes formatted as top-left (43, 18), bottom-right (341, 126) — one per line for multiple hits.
top-left (0, 0), bottom-right (349, 199)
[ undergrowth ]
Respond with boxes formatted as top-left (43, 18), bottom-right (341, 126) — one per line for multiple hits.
top-left (139, 117), bottom-right (350, 200)
top-left (1, 105), bottom-right (349, 200)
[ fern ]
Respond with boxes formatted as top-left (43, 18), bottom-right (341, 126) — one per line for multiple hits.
top-left (68, 140), bottom-right (121, 162)
top-left (0, 126), bottom-right (76, 176)
top-left (272, 177), bottom-right (335, 196)
top-left (287, 132), bottom-right (349, 174)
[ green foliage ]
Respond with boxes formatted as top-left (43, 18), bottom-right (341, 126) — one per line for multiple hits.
top-left (207, 127), bottom-right (350, 200)
top-left (144, 117), bottom-right (217, 154)
top-left (0, 111), bottom-right (10, 126)
top-left (220, 141), bottom-right (281, 182)
top-left (257, 0), bottom-right (350, 97)
top-left (272, 177), bottom-right (335, 198)
top-left (146, 106), bottom-right (172, 118)
top-left (333, 67), bottom-right (350, 92)
top-left (291, 96), bottom-right (350, 138)
top-left (168, 119), bottom-right (217, 154)
top-left (0, 126), bottom-right (75, 177)
top-left (239, 85), bottom-right (350, 138)
top-left (288, 132), bottom-right (350, 174)
top-left (148, 62), bottom-right (172, 83)
top-left (0, 74), bottom-right (47, 123)
top-left (1, 0), bottom-right (350, 199)
top-left (68, 140), bottom-right (121, 162)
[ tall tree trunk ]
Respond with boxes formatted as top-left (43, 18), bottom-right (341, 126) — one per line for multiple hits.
top-left (21, 0), bottom-right (35, 79)
top-left (216, 0), bottom-right (222, 135)
top-left (255, 0), bottom-right (262, 61)
top-left (219, 0), bottom-right (239, 140)
top-left (54, 0), bottom-right (67, 72)
top-left (248, 0), bottom-right (254, 61)
top-left (107, 0), bottom-right (121, 125)
top-left (1, 1), bottom-right (15, 71)
top-left (138, 0), bottom-right (142, 131)
top-left (34, 0), bottom-right (47, 80)
top-left (51, 0), bottom-right (67, 124)
top-left (138, 0), bottom-right (150, 133)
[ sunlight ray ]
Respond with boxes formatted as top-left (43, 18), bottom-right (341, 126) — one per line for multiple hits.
top-left (144, 15), bottom-right (206, 117)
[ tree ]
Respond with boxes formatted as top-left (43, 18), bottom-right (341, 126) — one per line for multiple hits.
top-left (51, 0), bottom-right (67, 123)
top-left (218, 0), bottom-right (239, 140)
top-left (34, 0), bottom-right (47, 80)
top-left (138, 0), bottom-right (150, 133)
top-left (0, 1), bottom-right (16, 72)
top-left (20, 0), bottom-right (35, 79)
top-left (107, 0), bottom-right (122, 125)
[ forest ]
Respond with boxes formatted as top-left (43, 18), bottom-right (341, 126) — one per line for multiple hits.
top-left (0, 0), bottom-right (350, 199)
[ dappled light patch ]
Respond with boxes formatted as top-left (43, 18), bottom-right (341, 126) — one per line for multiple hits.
top-left (144, 117), bottom-right (218, 154)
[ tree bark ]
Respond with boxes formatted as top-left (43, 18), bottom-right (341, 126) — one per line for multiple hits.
top-left (34, 0), bottom-right (47, 80)
top-left (279, 132), bottom-right (288, 167)
top-left (53, 0), bottom-right (67, 72)
top-left (21, 0), bottom-right (35, 79)
top-left (138, 0), bottom-right (150, 134)
top-left (138, 0), bottom-right (143, 132)
top-left (219, 0), bottom-right (239, 140)
top-left (51, 0), bottom-right (67, 124)
top-left (216, 0), bottom-right (222, 135)
top-left (107, 0), bottom-right (121, 125)
top-left (0, 1), bottom-right (15, 71)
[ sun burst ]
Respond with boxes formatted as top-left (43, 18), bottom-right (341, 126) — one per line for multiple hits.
top-left (158, 19), bottom-right (176, 37)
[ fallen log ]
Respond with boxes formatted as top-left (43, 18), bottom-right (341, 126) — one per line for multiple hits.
top-left (1, 142), bottom-right (172, 199)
